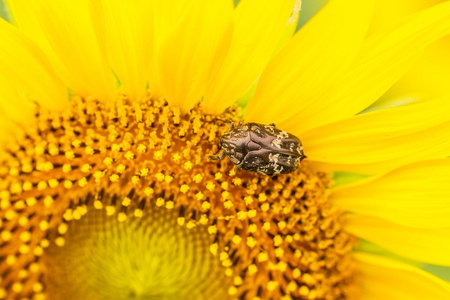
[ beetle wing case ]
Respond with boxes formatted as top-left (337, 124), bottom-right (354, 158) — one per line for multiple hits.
top-left (215, 122), bottom-right (305, 176)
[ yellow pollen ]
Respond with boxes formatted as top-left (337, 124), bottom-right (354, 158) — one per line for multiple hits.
top-left (177, 217), bottom-right (185, 226)
top-left (193, 174), bottom-right (203, 183)
top-left (134, 209), bottom-right (143, 218)
top-left (155, 173), bottom-right (165, 181)
top-left (65, 151), bottom-right (75, 159)
top-left (47, 179), bottom-right (59, 188)
top-left (210, 243), bottom-right (219, 255)
top-left (26, 197), bottom-right (37, 207)
top-left (109, 174), bottom-right (120, 182)
top-left (248, 264), bottom-right (258, 275)
top-left (228, 286), bottom-right (238, 296)
top-left (206, 181), bottom-right (215, 191)
top-left (106, 206), bottom-right (116, 216)
top-left (222, 191), bottom-right (230, 200)
top-left (93, 200), bottom-right (103, 210)
top-left (19, 244), bottom-right (30, 254)
top-left (6, 255), bottom-right (16, 266)
top-left (18, 269), bottom-right (28, 279)
top-left (164, 175), bottom-right (173, 183)
top-left (34, 246), bottom-right (44, 256)
top-left (156, 198), bottom-right (165, 207)
top-left (1, 230), bottom-right (12, 241)
top-left (293, 268), bottom-right (301, 279)
top-left (183, 161), bottom-right (193, 171)
top-left (33, 283), bottom-right (43, 293)
top-left (63, 180), bottom-right (73, 189)
top-left (186, 220), bottom-right (196, 229)
top-left (246, 237), bottom-right (257, 248)
top-left (258, 252), bottom-right (269, 262)
top-left (267, 281), bottom-right (278, 292)
top-left (137, 144), bottom-right (147, 153)
top-left (232, 235), bottom-right (242, 245)
top-left (195, 192), bottom-right (204, 201)
top-left (55, 237), bottom-right (65, 247)
top-left (258, 193), bottom-right (267, 202)
top-left (12, 282), bottom-right (23, 293)
top-left (43, 196), bottom-right (54, 207)
top-left (248, 209), bottom-right (257, 218)
top-left (201, 201), bottom-right (211, 210)
top-left (22, 181), bottom-right (33, 191)
top-left (4, 210), bottom-right (17, 220)
top-left (117, 212), bottom-right (127, 222)
top-left (62, 164), bottom-right (72, 173)
top-left (81, 164), bottom-right (92, 173)
top-left (14, 200), bottom-right (26, 210)
top-left (221, 182), bottom-right (228, 190)
top-left (19, 231), bottom-right (31, 242)
top-left (78, 177), bottom-right (88, 187)
top-left (85, 146), bottom-right (94, 155)
top-left (261, 202), bottom-right (270, 212)
top-left (237, 211), bottom-right (247, 220)
top-left (58, 223), bottom-right (68, 235)
top-left (18, 216), bottom-right (28, 226)
top-left (224, 200), bottom-right (233, 209)
top-left (39, 221), bottom-right (49, 231)
top-left (0, 95), bottom-right (355, 300)
top-left (180, 184), bottom-right (190, 193)
top-left (121, 197), bottom-right (131, 207)
top-left (116, 164), bottom-right (126, 173)
top-left (144, 187), bottom-right (154, 196)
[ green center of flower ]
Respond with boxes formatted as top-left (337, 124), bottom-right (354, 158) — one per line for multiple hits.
top-left (44, 206), bottom-right (230, 300)
top-left (0, 94), bottom-right (357, 300)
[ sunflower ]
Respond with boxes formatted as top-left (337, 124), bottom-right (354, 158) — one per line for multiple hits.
top-left (1, 0), bottom-right (450, 299)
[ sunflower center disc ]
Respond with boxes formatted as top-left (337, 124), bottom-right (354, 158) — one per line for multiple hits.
top-left (0, 94), bottom-right (357, 299)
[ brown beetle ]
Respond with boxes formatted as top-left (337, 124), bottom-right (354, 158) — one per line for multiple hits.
top-left (210, 121), bottom-right (306, 176)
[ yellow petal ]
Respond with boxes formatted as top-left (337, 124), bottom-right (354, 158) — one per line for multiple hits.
top-left (346, 215), bottom-right (450, 266)
top-left (101, 0), bottom-right (151, 99)
top-left (158, 0), bottom-right (233, 112)
top-left (8, 0), bottom-right (116, 100)
top-left (145, 0), bottom-right (193, 100)
top-left (248, 1), bottom-right (450, 134)
top-left (202, 0), bottom-right (298, 114)
top-left (286, 1), bottom-right (450, 132)
top-left (0, 18), bottom-right (67, 110)
top-left (275, 0), bottom-right (302, 53)
top-left (0, 74), bottom-right (36, 124)
top-left (332, 159), bottom-right (450, 228)
top-left (354, 252), bottom-right (450, 300)
top-left (245, 0), bottom-right (374, 124)
top-left (302, 96), bottom-right (450, 174)
top-left (370, 1), bottom-right (450, 103)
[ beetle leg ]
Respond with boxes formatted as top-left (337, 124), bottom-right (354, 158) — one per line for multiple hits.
top-left (238, 119), bottom-right (244, 126)
top-left (209, 151), bottom-right (226, 160)
top-left (229, 122), bottom-right (235, 129)
top-left (269, 123), bottom-right (276, 128)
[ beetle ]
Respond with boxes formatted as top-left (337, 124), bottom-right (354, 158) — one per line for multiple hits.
top-left (210, 121), bottom-right (306, 176)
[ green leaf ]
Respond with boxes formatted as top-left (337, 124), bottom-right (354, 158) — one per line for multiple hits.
top-left (0, 0), bottom-right (10, 23)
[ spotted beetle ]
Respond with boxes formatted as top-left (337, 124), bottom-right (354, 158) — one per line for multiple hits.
top-left (210, 121), bottom-right (306, 176)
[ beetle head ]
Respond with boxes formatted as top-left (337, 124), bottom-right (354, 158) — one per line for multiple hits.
top-left (219, 132), bottom-right (232, 148)
top-left (220, 137), bottom-right (244, 165)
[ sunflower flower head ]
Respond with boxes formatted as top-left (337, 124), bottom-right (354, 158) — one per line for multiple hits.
top-left (0, 93), bottom-right (358, 299)
top-left (1, 0), bottom-right (450, 299)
